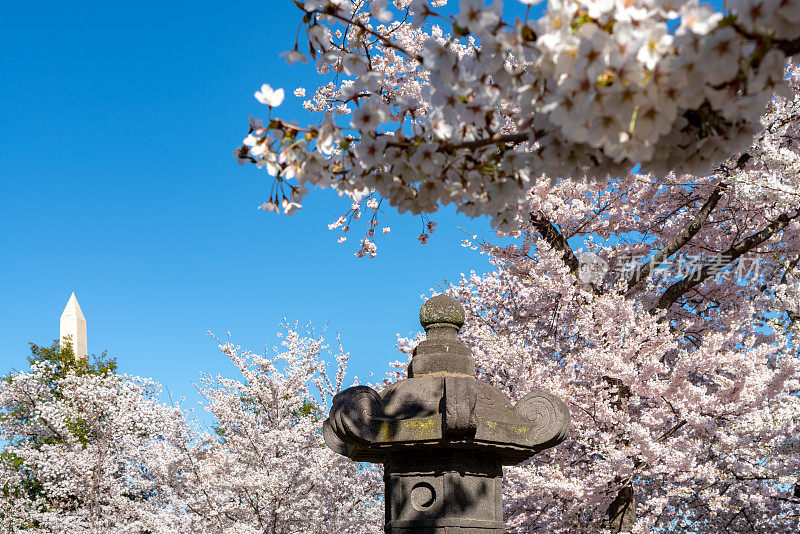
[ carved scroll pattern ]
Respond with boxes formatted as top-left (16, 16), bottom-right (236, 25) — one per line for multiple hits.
top-left (513, 390), bottom-right (571, 448)
top-left (324, 386), bottom-right (384, 454)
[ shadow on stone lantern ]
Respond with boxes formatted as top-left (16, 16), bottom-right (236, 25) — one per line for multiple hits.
top-left (324, 295), bottom-right (570, 533)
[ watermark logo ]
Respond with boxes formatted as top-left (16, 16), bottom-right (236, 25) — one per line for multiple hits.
top-left (617, 254), bottom-right (762, 284)
top-left (577, 252), bottom-right (762, 285)
top-left (577, 252), bottom-right (610, 284)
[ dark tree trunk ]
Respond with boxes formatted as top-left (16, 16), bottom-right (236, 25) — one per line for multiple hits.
top-left (608, 484), bottom-right (636, 533)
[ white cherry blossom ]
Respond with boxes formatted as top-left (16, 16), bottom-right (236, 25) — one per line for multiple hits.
top-left (235, 0), bottom-right (800, 252)
top-left (254, 83), bottom-right (285, 107)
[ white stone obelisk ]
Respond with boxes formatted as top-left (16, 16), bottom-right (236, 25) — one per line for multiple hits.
top-left (60, 293), bottom-right (87, 360)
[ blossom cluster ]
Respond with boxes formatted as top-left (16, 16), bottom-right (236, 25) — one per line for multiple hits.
top-left (237, 0), bottom-right (800, 235)
top-left (0, 363), bottom-right (189, 532)
top-left (0, 329), bottom-right (382, 533)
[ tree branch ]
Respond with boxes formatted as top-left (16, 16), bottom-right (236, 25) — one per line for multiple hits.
top-left (653, 208), bottom-right (800, 311)
top-left (627, 182), bottom-right (727, 292)
top-left (311, 8), bottom-right (423, 63)
top-left (607, 483), bottom-right (636, 533)
top-left (765, 35), bottom-right (800, 58)
top-left (780, 255), bottom-right (800, 285)
top-left (731, 25), bottom-right (800, 60)
top-left (444, 132), bottom-right (530, 152)
top-left (530, 212), bottom-right (580, 278)
top-left (656, 419), bottom-right (687, 442)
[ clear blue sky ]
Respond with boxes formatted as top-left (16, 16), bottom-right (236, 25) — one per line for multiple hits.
top-left (0, 1), bottom-right (499, 413)
top-left (0, 1), bottom-right (727, 414)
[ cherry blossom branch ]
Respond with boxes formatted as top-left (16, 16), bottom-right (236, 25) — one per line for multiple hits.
top-left (734, 25), bottom-right (800, 58)
top-left (243, 2), bottom-right (800, 241)
top-left (780, 255), bottom-right (800, 285)
top-left (308, 8), bottom-right (422, 63)
top-left (627, 182), bottom-right (728, 292)
top-left (20, 389), bottom-right (65, 442)
top-left (529, 212), bottom-right (580, 278)
top-left (172, 419), bottom-right (224, 533)
top-left (653, 207), bottom-right (800, 311)
top-left (656, 419), bottom-right (688, 442)
top-left (443, 132), bottom-right (531, 152)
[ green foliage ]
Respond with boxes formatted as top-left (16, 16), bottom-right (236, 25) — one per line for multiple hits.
top-left (28, 339), bottom-right (117, 379)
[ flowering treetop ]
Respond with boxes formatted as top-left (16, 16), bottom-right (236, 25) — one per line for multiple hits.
top-left (236, 0), bottom-right (800, 243)
top-left (0, 331), bottom-right (383, 533)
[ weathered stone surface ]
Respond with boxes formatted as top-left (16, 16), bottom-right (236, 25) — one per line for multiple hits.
top-left (419, 294), bottom-right (465, 331)
top-left (323, 295), bottom-right (571, 532)
top-left (410, 299), bottom-right (473, 377)
top-left (442, 377), bottom-right (477, 438)
top-left (385, 451), bottom-right (503, 533)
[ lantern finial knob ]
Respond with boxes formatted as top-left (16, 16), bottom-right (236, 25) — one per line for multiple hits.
top-left (419, 294), bottom-right (464, 332)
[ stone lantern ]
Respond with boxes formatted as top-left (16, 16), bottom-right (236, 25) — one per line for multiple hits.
top-left (324, 295), bottom-right (570, 533)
